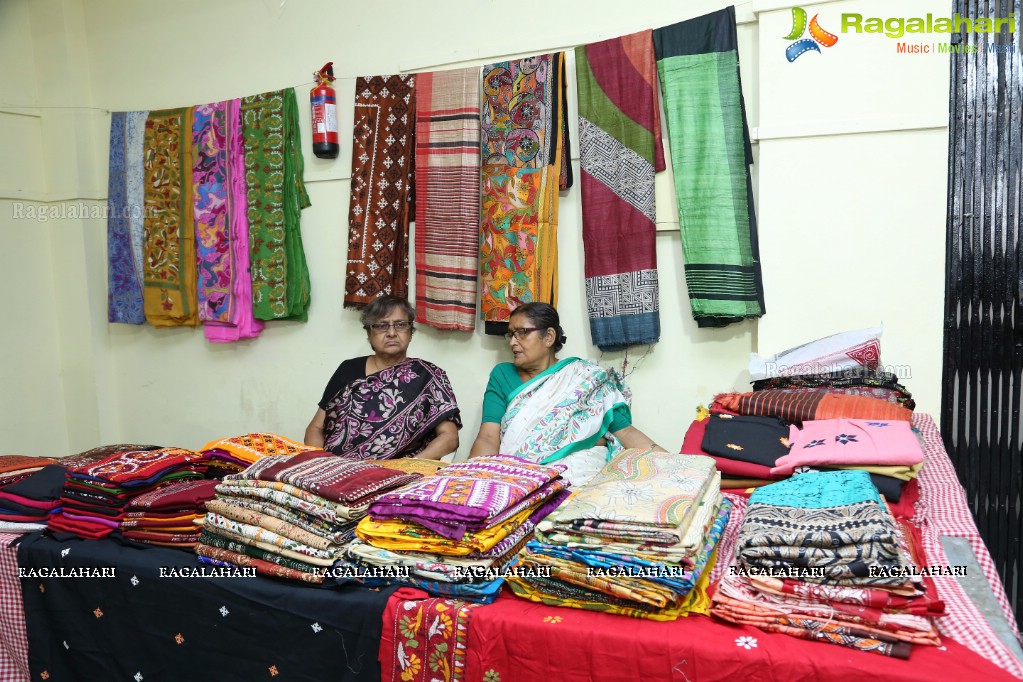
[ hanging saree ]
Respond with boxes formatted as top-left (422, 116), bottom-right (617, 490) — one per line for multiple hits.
top-left (480, 53), bottom-right (571, 335)
top-left (654, 7), bottom-right (766, 327)
top-left (199, 98), bottom-right (263, 341)
top-left (576, 30), bottom-right (664, 350)
top-left (414, 68), bottom-right (481, 331)
top-left (241, 88), bottom-right (311, 321)
top-left (498, 357), bottom-right (631, 486)
top-left (192, 101), bottom-right (233, 323)
top-left (346, 75), bottom-right (416, 308)
top-left (143, 107), bottom-right (198, 327)
top-left (323, 358), bottom-right (460, 460)
top-left (107, 110), bottom-right (148, 324)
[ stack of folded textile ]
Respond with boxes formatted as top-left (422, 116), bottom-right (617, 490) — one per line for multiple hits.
top-left (684, 412), bottom-right (924, 504)
top-left (712, 470), bottom-right (945, 658)
top-left (121, 479), bottom-right (221, 549)
top-left (200, 432), bottom-right (319, 468)
top-left (751, 369), bottom-right (915, 410)
top-left (349, 455), bottom-right (570, 602)
top-left (49, 447), bottom-right (210, 539)
top-left (195, 451), bottom-right (424, 584)
top-left (0, 455), bottom-right (58, 488)
top-left (0, 465), bottom-right (66, 533)
top-left (507, 449), bottom-right (731, 620)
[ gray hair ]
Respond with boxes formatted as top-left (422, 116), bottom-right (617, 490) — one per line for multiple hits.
top-left (360, 296), bottom-right (416, 330)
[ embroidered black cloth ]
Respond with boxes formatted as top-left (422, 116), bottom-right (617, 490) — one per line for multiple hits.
top-left (18, 531), bottom-right (396, 681)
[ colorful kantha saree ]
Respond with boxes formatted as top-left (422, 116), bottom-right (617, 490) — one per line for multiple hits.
top-left (197, 99), bottom-right (263, 342)
top-left (323, 358), bottom-right (461, 459)
top-left (368, 455), bottom-right (567, 538)
top-left (192, 101), bottom-right (233, 325)
top-left (480, 53), bottom-right (571, 335)
top-left (107, 110), bottom-right (148, 324)
top-left (576, 30), bottom-right (664, 350)
top-left (653, 7), bottom-right (766, 327)
top-left (414, 68), bottom-right (481, 331)
top-left (200, 432), bottom-right (316, 465)
top-left (241, 88), bottom-right (311, 321)
top-left (380, 589), bottom-right (480, 682)
top-left (346, 75), bottom-right (416, 308)
top-left (230, 450), bottom-right (422, 503)
top-left (498, 358), bottom-right (631, 486)
top-left (143, 107), bottom-right (198, 327)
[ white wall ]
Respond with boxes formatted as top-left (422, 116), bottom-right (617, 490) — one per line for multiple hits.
top-left (0, 0), bottom-right (951, 456)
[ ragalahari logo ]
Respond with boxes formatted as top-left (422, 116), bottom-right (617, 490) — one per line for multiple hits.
top-left (784, 7), bottom-right (839, 62)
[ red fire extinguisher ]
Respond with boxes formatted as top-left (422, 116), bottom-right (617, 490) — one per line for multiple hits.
top-left (310, 62), bottom-right (339, 159)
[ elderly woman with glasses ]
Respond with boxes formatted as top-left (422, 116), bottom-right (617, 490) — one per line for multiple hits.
top-left (468, 302), bottom-right (664, 485)
top-left (304, 296), bottom-right (461, 460)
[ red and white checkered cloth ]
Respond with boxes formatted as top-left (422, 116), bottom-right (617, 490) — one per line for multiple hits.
top-left (711, 414), bottom-right (1023, 678)
top-left (912, 414), bottom-right (1023, 677)
top-left (0, 533), bottom-right (29, 682)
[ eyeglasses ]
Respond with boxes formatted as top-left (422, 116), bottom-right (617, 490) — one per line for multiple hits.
top-left (504, 327), bottom-right (544, 341)
top-left (366, 321), bottom-right (412, 333)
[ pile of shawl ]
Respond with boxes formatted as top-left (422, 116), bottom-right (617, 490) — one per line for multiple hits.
top-left (507, 449), bottom-right (730, 620)
top-left (348, 455), bottom-right (570, 602)
top-left (712, 470), bottom-right (945, 658)
top-left (120, 479), bottom-right (220, 549)
top-left (0, 459), bottom-right (65, 533)
top-left (683, 347), bottom-right (922, 505)
top-left (200, 432), bottom-right (319, 468)
top-left (48, 446), bottom-right (210, 540)
top-left (195, 451), bottom-right (425, 584)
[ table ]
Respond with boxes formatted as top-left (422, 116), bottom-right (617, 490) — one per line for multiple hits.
top-left (1, 415), bottom-right (1020, 681)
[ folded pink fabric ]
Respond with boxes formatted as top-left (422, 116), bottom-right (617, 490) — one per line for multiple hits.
top-left (772, 419), bottom-right (923, 476)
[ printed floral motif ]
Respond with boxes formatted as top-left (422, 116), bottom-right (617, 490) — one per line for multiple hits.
top-left (866, 422), bottom-right (889, 427)
top-left (835, 433), bottom-right (858, 445)
top-left (543, 615), bottom-right (563, 624)
top-left (484, 670), bottom-right (502, 682)
top-left (779, 437), bottom-right (791, 448)
top-left (803, 439), bottom-right (826, 449)
top-left (323, 359), bottom-right (461, 460)
top-left (93, 608), bottom-right (104, 619)
top-left (40, 672), bottom-right (49, 680)
top-left (175, 633), bottom-right (185, 645)
top-left (726, 443), bottom-right (744, 451)
top-left (269, 665), bottom-right (279, 677)
top-left (735, 636), bottom-right (758, 650)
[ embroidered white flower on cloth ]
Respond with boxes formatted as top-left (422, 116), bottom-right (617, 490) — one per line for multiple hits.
top-left (219, 606), bottom-right (230, 617)
top-left (735, 636), bottom-right (758, 650)
top-left (60, 548), bottom-right (70, 558)
top-left (130, 575), bottom-right (139, 587)
top-left (311, 622), bottom-right (322, 633)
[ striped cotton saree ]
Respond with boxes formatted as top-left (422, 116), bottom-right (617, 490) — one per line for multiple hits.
top-left (414, 68), bottom-right (481, 330)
